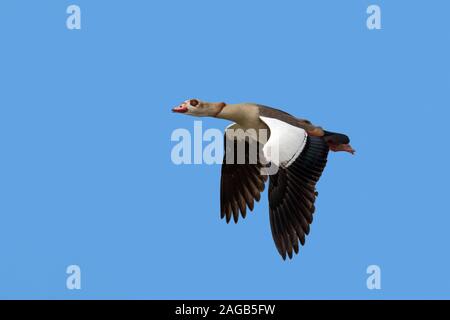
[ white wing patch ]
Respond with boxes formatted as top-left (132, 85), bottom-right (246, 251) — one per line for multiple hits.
top-left (260, 116), bottom-right (307, 168)
top-left (224, 117), bottom-right (307, 168)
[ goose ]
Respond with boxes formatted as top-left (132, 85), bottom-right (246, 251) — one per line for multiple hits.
top-left (172, 99), bottom-right (354, 260)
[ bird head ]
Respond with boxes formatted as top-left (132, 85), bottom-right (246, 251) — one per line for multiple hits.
top-left (172, 99), bottom-right (226, 117)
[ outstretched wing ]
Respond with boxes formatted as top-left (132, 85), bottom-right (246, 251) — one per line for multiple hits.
top-left (268, 136), bottom-right (329, 260)
top-left (220, 132), bottom-right (268, 223)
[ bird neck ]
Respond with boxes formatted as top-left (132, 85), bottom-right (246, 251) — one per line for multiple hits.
top-left (215, 103), bottom-right (259, 128)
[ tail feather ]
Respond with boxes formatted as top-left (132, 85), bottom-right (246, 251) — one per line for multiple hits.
top-left (323, 130), bottom-right (350, 145)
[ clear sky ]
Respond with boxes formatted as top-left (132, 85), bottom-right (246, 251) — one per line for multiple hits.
top-left (0, 0), bottom-right (449, 299)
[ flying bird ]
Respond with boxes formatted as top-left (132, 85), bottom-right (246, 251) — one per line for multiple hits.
top-left (172, 99), bottom-right (354, 260)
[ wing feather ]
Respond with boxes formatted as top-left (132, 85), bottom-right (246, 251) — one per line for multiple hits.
top-left (268, 136), bottom-right (329, 260)
top-left (220, 132), bottom-right (267, 223)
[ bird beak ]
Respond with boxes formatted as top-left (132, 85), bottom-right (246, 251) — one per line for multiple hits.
top-left (172, 105), bottom-right (188, 113)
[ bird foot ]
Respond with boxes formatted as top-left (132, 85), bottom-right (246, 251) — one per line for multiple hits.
top-left (329, 143), bottom-right (355, 155)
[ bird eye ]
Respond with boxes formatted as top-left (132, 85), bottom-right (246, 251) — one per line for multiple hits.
top-left (190, 99), bottom-right (199, 106)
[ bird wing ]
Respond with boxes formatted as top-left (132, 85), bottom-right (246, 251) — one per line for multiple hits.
top-left (257, 104), bottom-right (325, 136)
top-left (220, 128), bottom-right (268, 223)
top-left (268, 135), bottom-right (329, 260)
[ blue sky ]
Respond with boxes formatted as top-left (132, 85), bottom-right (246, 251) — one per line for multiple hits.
top-left (0, 0), bottom-right (449, 299)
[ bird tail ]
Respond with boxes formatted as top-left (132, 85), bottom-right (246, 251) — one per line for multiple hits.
top-left (323, 130), bottom-right (350, 144)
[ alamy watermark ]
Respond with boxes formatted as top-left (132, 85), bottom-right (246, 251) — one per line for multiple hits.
top-left (66, 5), bottom-right (81, 30)
top-left (66, 264), bottom-right (81, 290)
top-left (367, 5), bottom-right (382, 30)
top-left (170, 121), bottom-right (279, 175)
top-left (366, 265), bottom-right (382, 290)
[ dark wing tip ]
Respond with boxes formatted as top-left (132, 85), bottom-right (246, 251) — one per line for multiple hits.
top-left (220, 134), bottom-right (267, 224)
top-left (268, 136), bottom-right (329, 261)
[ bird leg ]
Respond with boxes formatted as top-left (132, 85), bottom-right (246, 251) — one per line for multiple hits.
top-left (328, 143), bottom-right (355, 154)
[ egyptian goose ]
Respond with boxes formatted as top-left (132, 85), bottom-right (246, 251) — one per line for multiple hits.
top-left (172, 99), bottom-right (354, 260)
